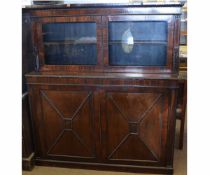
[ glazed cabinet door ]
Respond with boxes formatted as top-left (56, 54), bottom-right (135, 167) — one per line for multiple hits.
top-left (33, 16), bottom-right (102, 71)
top-left (102, 15), bottom-right (175, 74)
top-left (29, 86), bottom-right (100, 162)
top-left (100, 87), bottom-right (175, 166)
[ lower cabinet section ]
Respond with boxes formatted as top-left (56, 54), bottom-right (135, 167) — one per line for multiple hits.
top-left (28, 80), bottom-right (177, 174)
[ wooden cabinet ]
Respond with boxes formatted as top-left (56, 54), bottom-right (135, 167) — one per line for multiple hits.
top-left (24, 2), bottom-right (183, 174)
top-left (27, 75), bottom-right (178, 174)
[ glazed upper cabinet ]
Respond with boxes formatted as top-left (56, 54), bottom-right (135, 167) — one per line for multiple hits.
top-left (33, 13), bottom-right (180, 74)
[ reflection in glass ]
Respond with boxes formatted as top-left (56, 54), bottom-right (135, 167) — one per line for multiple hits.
top-left (121, 28), bottom-right (134, 53)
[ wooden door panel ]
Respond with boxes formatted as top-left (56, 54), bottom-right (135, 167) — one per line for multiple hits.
top-left (107, 92), bottom-right (161, 122)
top-left (104, 91), bottom-right (169, 164)
top-left (139, 97), bottom-right (162, 160)
top-left (40, 90), bottom-right (96, 159)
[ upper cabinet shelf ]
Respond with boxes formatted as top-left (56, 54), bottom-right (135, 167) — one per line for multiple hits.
top-left (43, 38), bottom-right (97, 45)
top-left (30, 4), bottom-right (183, 74)
top-left (109, 41), bottom-right (167, 45)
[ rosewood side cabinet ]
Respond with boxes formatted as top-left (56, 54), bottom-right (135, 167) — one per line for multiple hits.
top-left (24, 3), bottom-right (184, 174)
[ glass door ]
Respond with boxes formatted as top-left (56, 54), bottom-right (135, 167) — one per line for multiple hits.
top-left (34, 16), bottom-right (102, 71)
top-left (43, 22), bottom-right (97, 65)
top-left (102, 15), bottom-right (175, 73)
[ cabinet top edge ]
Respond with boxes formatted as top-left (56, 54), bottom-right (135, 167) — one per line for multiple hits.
top-left (22, 2), bottom-right (184, 10)
top-left (25, 71), bottom-right (186, 80)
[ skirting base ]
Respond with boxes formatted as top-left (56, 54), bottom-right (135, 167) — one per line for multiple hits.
top-left (22, 152), bottom-right (35, 171)
top-left (35, 158), bottom-right (173, 174)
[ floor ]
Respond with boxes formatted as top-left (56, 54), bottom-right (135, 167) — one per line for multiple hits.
top-left (23, 120), bottom-right (187, 175)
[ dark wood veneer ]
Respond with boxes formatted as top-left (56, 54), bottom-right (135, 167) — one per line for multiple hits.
top-left (24, 3), bottom-right (183, 174)
top-left (27, 74), bottom-right (179, 174)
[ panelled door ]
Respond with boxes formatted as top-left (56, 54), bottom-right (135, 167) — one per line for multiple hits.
top-left (100, 87), bottom-right (172, 166)
top-left (29, 85), bottom-right (100, 162)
